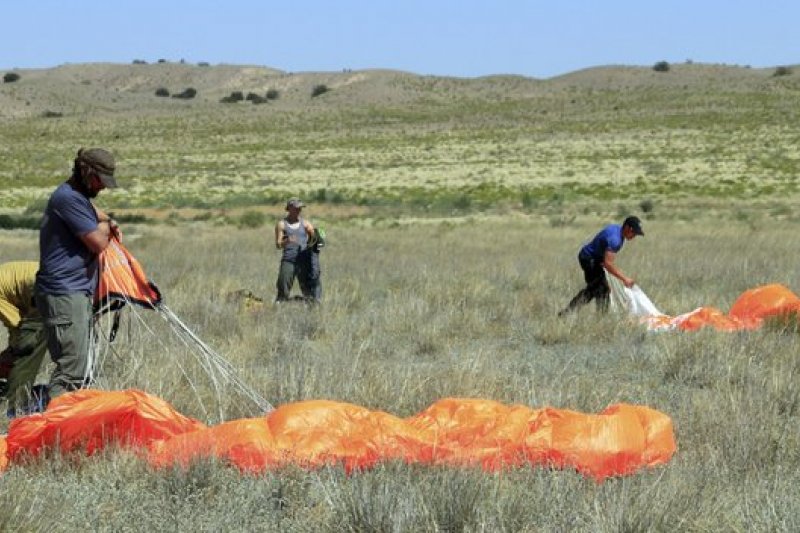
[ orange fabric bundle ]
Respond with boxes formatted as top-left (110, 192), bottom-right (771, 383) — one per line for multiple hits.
top-left (728, 284), bottom-right (800, 322)
top-left (5, 390), bottom-right (676, 480)
top-left (6, 389), bottom-right (204, 461)
top-left (405, 399), bottom-right (675, 478)
top-left (642, 284), bottom-right (800, 332)
top-left (150, 400), bottom-right (433, 472)
top-left (149, 396), bottom-right (675, 480)
top-left (96, 237), bottom-right (161, 310)
top-left (675, 307), bottom-right (749, 332)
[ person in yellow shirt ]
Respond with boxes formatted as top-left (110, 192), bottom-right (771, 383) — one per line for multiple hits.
top-left (0, 261), bottom-right (48, 414)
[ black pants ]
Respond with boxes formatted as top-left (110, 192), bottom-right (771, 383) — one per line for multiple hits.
top-left (275, 249), bottom-right (321, 302)
top-left (563, 254), bottom-right (610, 313)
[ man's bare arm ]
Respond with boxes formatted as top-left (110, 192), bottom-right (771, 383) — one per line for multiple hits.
top-left (603, 250), bottom-right (634, 288)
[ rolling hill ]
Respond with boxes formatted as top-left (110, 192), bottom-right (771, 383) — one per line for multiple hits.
top-left (1, 61), bottom-right (796, 119)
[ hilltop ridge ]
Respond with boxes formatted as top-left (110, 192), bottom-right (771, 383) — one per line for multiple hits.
top-left (1, 61), bottom-right (796, 119)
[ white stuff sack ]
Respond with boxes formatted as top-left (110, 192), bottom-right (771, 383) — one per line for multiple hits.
top-left (608, 274), bottom-right (665, 317)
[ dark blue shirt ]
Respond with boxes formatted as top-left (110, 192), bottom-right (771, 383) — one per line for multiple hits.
top-left (36, 182), bottom-right (100, 295)
top-left (579, 224), bottom-right (624, 263)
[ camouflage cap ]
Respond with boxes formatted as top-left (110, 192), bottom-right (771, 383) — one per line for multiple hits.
top-left (285, 197), bottom-right (305, 210)
top-left (78, 148), bottom-right (117, 188)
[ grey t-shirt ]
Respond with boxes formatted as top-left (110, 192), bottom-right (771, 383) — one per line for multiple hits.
top-left (281, 217), bottom-right (308, 263)
top-left (36, 182), bottom-right (100, 295)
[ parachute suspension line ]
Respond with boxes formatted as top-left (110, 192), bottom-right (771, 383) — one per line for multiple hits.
top-left (93, 267), bottom-right (214, 422)
top-left (153, 306), bottom-right (226, 422)
top-left (94, 258), bottom-right (273, 423)
top-left (155, 304), bottom-right (274, 414)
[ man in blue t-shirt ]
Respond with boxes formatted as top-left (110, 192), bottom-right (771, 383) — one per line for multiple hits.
top-left (35, 148), bottom-right (120, 401)
top-left (559, 216), bottom-right (644, 315)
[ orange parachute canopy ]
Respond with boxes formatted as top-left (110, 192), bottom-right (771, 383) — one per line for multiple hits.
top-left (728, 284), bottom-right (800, 323)
top-left (2, 390), bottom-right (675, 480)
top-left (5, 389), bottom-right (204, 462)
top-left (95, 237), bottom-right (162, 313)
top-left (643, 284), bottom-right (800, 332)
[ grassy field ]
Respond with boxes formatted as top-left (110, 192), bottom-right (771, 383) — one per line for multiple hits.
top-left (1, 217), bottom-right (799, 531)
top-left (1, 63), bottom-right (799, 218)
top-left (1, 63), bottom-right (799, 531)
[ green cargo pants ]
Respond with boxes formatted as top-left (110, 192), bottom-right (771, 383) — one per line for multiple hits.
top-left (35, 292), bottom-right (93, 398)
top-left (0, 317), bottom-right (48, 409)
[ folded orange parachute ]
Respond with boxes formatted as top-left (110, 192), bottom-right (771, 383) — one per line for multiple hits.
top-left (635, 284), bottom-right (800, 332)
top-left (95, 237), bottom-right (162, 314)
top-left (2, 390), bottom-right (676, 480)
top-left (5, 389), bottom-right (204, 462)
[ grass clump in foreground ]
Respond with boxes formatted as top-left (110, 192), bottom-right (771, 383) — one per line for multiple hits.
top-left (1, 216), bottom-right (799, 530)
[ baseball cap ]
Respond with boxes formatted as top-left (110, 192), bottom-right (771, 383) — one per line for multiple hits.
top-left (623, 215), bottom-right (644, 236)
top-left (78, 148), bottom-right (118, 188)
top-left (285, 198), bottom-right (305, 210)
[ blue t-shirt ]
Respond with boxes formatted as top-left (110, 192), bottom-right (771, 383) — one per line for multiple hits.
top-left (579, 224), bottom-right (624, 263)
top-left (36, 182), bottom-right (100, 295)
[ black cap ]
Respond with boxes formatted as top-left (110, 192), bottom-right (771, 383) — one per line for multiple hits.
top-left (623, 216), bottom-right (644, 236)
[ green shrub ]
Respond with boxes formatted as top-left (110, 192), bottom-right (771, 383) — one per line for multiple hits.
top-left (653, 61), bottom-right (670, 72)
top-left (3, 72), bottom-right (21, 83)
top-left (220, 91), bottom-right (244, 104)
top-left (172, 88), bottom-right (197, 99)
top-left (521, 190), bottom-right (537, 210)
top-left (0, 214), bottom-right (41, 230)
top-left (155, 87), bottom-right (170, 97)
top-left (773, 66), bottom-right (792, 77)
top-left (265, 88), bottom-right (280, 100)
top-left (250, 95), bottom-right (268, 104)
top-left (42, 110), bottom-right (63, 118)
top-left (197, 62), bottom-right (210, 67)
top-left (311, 84), bottom-right (330, 97)
top-left (132, 59), bottom-right (147, 65)
top-left (639, 198), bottom-right (655, 213)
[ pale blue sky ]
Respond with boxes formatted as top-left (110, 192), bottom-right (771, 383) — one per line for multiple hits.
top-left (1, 0), bottom-right (796, 78)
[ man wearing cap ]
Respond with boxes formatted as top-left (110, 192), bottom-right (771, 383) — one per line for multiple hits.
top-left (35, 148), bottom-right (120, 400)
top-left (559, 216), bottom-right (644, 315)
top-left (274, 198), bottom-right (321, 302)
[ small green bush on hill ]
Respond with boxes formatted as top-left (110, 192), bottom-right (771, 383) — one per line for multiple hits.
top-left (172, 88), bottom-right (197, 99)
top-left (653, 61), bottom-right (670, 72)
top-left (311, 84), bottom-right (330, 97)
top-left (773, 66), bottom-right (792, 77)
